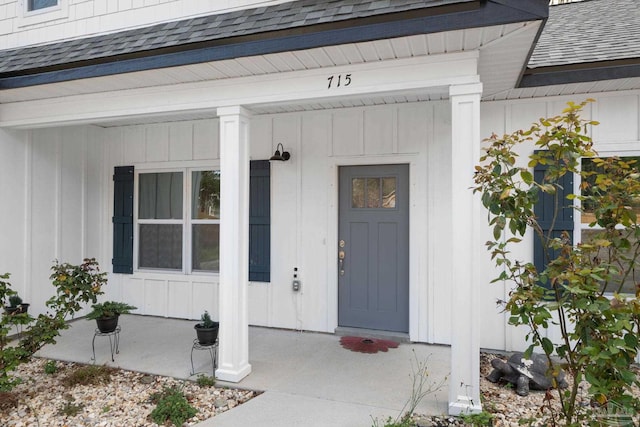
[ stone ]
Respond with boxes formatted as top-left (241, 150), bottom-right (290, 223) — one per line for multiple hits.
top-left (486, 352), bottom-right (568, 396)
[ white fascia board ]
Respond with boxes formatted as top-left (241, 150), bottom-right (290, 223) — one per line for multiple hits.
top-left (0, 51), bottom-right (479, 129)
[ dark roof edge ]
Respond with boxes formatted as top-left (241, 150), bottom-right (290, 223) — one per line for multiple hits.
top-left (0, 0), bottom-right (547, 90)
top-left (519, 59), bottom-right (640, 88)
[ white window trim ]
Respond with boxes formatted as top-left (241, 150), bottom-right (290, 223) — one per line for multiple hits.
top-left (18, 0), bottom-right (68, 28)
top-left (134, 166), bottom-right (220, 276)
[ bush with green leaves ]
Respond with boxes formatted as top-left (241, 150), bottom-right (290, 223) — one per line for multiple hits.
top-left (44, 360), bottom-right (57, 375)
top-left (199, 310), bottom-right (214, 328)
top-left (461, 411), bottom-right (494, 426)
top-left (195, 373), bottom-right (216, 387)
top-left (86, 301), bottom-right (137, 319)
top-left (0, 258), bottom-right (105, 391)
top-left (473, 99), bottom-right (640, 425)
top-left (150, 386), bottom-right (197, 427)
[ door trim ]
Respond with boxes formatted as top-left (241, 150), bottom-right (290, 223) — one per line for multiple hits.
top-left (326, 155), bottom-right (420, 341)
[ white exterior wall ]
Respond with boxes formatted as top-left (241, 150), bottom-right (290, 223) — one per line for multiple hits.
top-left (0, 0), bottom-right (292, 49)
top-left (0, 129), bottom-right (28, 305)
top-left (0, 126), bottom-right (105, 316)
top-left (478, 91), bottom-right (640, 352)
top-left (2, 90), bottom-right (638, 349)
top-left (99, 101), bottom-right (453, 343)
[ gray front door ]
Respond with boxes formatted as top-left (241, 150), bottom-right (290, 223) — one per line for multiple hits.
top-left (338, 164), bottom-right (409, 333)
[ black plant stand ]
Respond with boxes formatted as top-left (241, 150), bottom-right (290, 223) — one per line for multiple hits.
top-left (190, 339), bottom-right (218, 377)
top-left (92, 326), bottom-right (120, 362)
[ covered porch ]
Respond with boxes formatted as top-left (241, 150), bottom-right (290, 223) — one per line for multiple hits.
top-left (0, 0), bottom-right (549, 415)
top-left (36, 315), bottom-right (451, 426)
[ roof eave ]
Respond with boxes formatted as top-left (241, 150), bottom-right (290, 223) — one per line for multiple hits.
top-left (519, 60), bottom-right (640, 88)
top-left (0, 0), bottom-right (548, 90)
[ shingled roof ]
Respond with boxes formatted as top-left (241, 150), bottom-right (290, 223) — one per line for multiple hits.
top-left (520, 0), bottom-right (640, 87)
top-left (0, 0), bottom-right (474, 76)
top-left (529, 0), bottom-right (640, 68)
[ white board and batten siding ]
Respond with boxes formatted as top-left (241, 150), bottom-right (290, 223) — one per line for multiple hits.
top-left (99, 102), bottom-right (450, 342)
top-left (478, 91), bottom-right (640, 352)
top-left (2, 91), bottom-right (638, 350)
top-left (1, 0), bottom-right (293, 49)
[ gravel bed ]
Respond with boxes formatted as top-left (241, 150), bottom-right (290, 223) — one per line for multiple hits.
top-left (1, 353), bottom-right (638, 426)
top-left (0, 358), bottom-right (256, 426)
top-left (416, 353), bottom-right (640, 427)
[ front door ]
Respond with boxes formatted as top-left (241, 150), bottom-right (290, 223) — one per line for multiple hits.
top-left (338, 164), bottom-right (409, 333)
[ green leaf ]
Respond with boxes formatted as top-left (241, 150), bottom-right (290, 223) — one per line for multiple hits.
top-left (541, 337), bottom-right (554, 355)
top-left (520, 170), bottom-right (533, 184)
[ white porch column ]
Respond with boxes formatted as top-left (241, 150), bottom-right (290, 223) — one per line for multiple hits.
top-left (448, 83), bottom-right (483, 415)
top-left (215, 106), bottom-right (252, 382)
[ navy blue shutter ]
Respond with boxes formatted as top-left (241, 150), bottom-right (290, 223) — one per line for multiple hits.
top-left (249, 160), bottom-right (271, 282)
top-left (113, 166), bottom-right (134, 274)
top-left (533, 159), bottom-right (574, 276)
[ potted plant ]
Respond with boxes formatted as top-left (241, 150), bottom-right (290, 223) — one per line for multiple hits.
top-left (4, 294), bottom-right (29, 315)
top-left (87, 301), bottom-right (137, 333)
top-left (194, 311), bottom-right (219, 345)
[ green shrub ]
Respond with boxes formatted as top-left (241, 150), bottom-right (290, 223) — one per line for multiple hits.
top-left (196, 374), bottom-right (215, 387)
top-left (61, 364), bottom-right (114, 387)
top-left (44, 360), bottom-right (57, 375)
top-left (58, 401), bottom-right (84, 417)
top-left (150, 386), bottom-right (197, 427)
top-left (0, 259), bottom-right (105, 392)
top-left (473, 99), bottom-right (640, 424)
top-left (461, 411), bottom-right (494, 426)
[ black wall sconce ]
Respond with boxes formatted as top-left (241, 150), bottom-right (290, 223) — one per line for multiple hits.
top-left (269, 143), bottom-right (290, 161)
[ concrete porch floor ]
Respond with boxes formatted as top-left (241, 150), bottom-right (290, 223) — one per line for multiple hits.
top-left (35, 315), bottom-right (452, 426)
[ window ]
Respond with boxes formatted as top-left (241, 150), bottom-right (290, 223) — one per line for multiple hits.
top-left (28, 0), bottom-right (57, 11)
top-left (113, 162), bottom-right (270, 280)
top-left (191, 171), bottom-right (221, 272)
top-left (137, 170), bottom-right (220, 273)
top-left (579, 156), bottom-right (640, 294)
top-left (351, 177), bottom-right (397, 209)
top-left (19, 0), bottom-right (67, 27)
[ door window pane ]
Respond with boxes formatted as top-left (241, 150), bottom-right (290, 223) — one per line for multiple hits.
top-left (139, 224), bottom-right (182, 270)
top-left (382, 177), bottom-right (396, 208)
top-left (192, 224), bottom-right (220, 272)
top-left (366, 178), bottom-right (380, 208)
top-left (352, 176), bottom-right (397, 209)
top-left (192, 171), bottom-right (220, 219)
top-left (352, 178), bottom-right (365, 208)
top-left (139, 172), bottom-right (183, 219)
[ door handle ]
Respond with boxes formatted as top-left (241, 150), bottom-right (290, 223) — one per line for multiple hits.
top-left (339, 250), bottom-right (345, 276)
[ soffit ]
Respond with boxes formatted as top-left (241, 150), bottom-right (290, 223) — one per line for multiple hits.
top-left (0, 21), bottom-right (537, 127)
top-left (485, 77), bottom-right (640, 102)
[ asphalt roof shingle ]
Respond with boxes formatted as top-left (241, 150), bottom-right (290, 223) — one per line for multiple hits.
top-left (528, 0), bottom-right (640, 69)
top-left (0, 0), bottom-right (470, 75)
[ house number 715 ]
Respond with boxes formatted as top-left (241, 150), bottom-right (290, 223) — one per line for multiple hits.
top-left (327, 74), bottom-right (352, 89)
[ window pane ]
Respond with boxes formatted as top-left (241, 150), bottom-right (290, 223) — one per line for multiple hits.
top-left (581, 229), bottom-right (640, 294)
top-left (382, 177), bottom-right (396, 208)
top-left (352, 178), bottom-right (365, 208)
top-left (581, 156), bottom-right (640, 224)
top-left (367, 178), bottom-right (380, 208)
top-left (192, 171), bottom-right (220, 219)
top-left (192, 224), bottom-right (220, 272)
top-left (139, 224), bottom-right (182, 270)
top-left (29, 0), bottom-right (57, 10)
top-left (139, 172), bottom-right (183, 219)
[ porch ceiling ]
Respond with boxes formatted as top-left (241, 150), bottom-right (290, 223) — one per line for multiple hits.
top-left (0, 21), bottom-right (538, 127)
